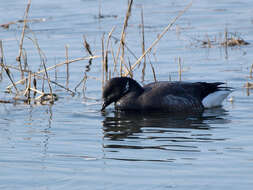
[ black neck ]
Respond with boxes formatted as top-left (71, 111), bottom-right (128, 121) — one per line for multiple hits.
top-left (125, 77), bottom-right (144, 94)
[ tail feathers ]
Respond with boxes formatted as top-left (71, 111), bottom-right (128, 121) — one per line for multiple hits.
top-left (202, 90), bottom-right (231, 108)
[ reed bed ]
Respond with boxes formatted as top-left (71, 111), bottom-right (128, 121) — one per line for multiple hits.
top-left (191, 29), bottom-right (250, 48)
top-left (0, 0), bottom-right (192, 105)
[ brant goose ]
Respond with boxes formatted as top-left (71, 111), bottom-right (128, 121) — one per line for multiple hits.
top-left (101, 77), bottom-right (232, 113)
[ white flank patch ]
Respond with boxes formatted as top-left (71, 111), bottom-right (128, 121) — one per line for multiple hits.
top-left (202, 90), bottom-right (231, 108)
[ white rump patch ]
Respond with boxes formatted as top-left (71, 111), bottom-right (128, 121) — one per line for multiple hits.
top-left (202, 90), bottom-right (231, 108)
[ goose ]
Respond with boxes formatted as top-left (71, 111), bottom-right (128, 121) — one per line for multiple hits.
top-left (101, 77), bottom-right (232, 113)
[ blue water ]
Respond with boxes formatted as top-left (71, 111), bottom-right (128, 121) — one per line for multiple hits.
top-left (1, 0), bottom-right (253, 189)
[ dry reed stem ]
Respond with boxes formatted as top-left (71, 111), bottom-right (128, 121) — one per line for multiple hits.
top-left (0, 18), bottom-right (46, 29)
top-left (3, 66), bottom-right (19, 94)
top-left (147, 54), bottom-right (156, 82)
top-left (35, 73), bottom-right (75, 95)
top-left (115, 0), bottom-right (133, 70)
top-left (33, 76), bottom-right (37, 97)
top-left (140, 6), bottom-right (146, 81)
top-left (102, 34), bottom-right (105, 87)
top-left (105, 27), bottom-right (115, 76)
top-left (42, 73), bottom-right (45, 93)
top-left (178, 57), bottom-right (182, 81)
top-left (83, 35), bottom-right (93, 56)
top-left (0, 66), bottom-right (2, 81)
top-left (224, 28), bottom-right (228, 47)
top-left (106, 27), bottom-right (115, 51)
top-left (74, 74), bottom-right (87, 92)
top-left (0, 40), bottom-right (19, 93)
top-left (29, 87), bottom-right (44, 95)
top-left (16, 0), bottom-right (31, 76)
top-left (0, 100), bottom-right (12, 104)
top-left (42, 59), bottom-right (53, 100)
top-left (6, 55), bottom-right (100, 89)
top-left (128, 58), bottom-right (133, 78)
top-left (27, 71), bottom-right (32, 101)
top-left (120, 34), bottom-right (125, 76)
top-left (3, 62), bottom-right (75, 95)
top-left (23, 72), bottom-right (31, 102)
top-left (124, 2), bottom-right (192, 76)
top-left (65, 45), bottom-right (69, 88)
top-left (224, 28), bottom-right (228, 59)
top-left (0, 40), bottom-right (3, 80)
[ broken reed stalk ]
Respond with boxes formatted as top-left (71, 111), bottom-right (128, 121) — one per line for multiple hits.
top-left (33, 75), bottom-right (37, 97)
top-left (124, 1), bottom-right (192, 76)
top-left (224, 28), bottom-right (228, 59)
top-left (224, 28), bottom-right (228, 47)
top-left (27, 71), bottom-right (31, 102)
top-left (38, 74), bottom-right (75, 95)
top-left (42, 73), bottom-right (45, 93)
top-left (6, 55), bottom-right (100, 90)
top-left (106, 27), bottom-right (115, 52)
top-left (0, 40), bottom-right (19, 94)
top-left (83, 35), bottom-right (93, 56)
top-left (115, 0), bottom-right (133, 72)
top-left (104, 26), bottom-right (115, 76)
top-left (0, 40), bottom-right (3, 80)
top-left (0, 65), bottom-right (2, 81)
top-left (65, 45), bottom-right (69, 88)
top-left (0, 18), bottom-right (46, 29)
top-left (147, 54), bottom-right (156, 82)
top-left (16, 0), bottom-right (31, 78)
top-left (102, 34), bottom-right (105, 87)
top-left (128, 58), bottom-right (133, 78)
top-left (178, 57), bottom-right (182, 81)
top-left (120, 34), bottom-right (125, 76)
top-left (41, 59), bottom-right (53, 101)
top-left (4, 60), bottom-right (76, 95)
top-left (74, 73), bottom-right (87, 92)
top-left (140, 6), bottom-right (146, 81)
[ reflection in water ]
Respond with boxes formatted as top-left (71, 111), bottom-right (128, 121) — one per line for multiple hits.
top-left (102, 108), bottom-right (231, 162)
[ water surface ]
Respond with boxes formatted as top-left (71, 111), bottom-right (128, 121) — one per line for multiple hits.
top-left (1, 0), bottom-right (253, 189)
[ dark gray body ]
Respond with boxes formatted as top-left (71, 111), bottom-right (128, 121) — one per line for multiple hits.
top-left (102, 77), bottom-right (228, 113)
top-left (115, 81), bottom-right (208, 113)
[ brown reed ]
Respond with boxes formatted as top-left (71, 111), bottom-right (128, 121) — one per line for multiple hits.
top-left (16, 0), bottom-right (31, 79)
top-left (178, 57), bottom-right (182, 81)
top-left (101, 34), bottom-right (105, 87)
top-left (147, 54), bottom-right (157, 82)
top-left (115, 0), bottom-right (133, 74)
top-left (41, 59), bottom-right (53, 102)
top-left (140, 6), bottom-right (146, 81)
top-left (6, 55), bottom-right (99, 90)
top-left (83, 35), bottom-right (93, 56)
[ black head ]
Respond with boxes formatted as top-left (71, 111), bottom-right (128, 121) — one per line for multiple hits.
top-left (101, 77), bottom-right (143, 111)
